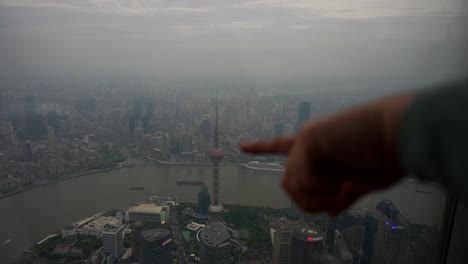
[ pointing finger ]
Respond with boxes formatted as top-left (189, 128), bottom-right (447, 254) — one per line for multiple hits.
top-left (240, 136), bottom-right (295, 155)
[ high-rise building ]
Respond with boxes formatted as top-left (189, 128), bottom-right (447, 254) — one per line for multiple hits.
top-left (111, 108), bottom-right (127, 136)
top-left (325, 216), bottom-right (340, 252)
top-left (130, 222), bottom-right (145, 263)
top-left (289, 225), bottom-right (324, 264)
top-left (102, 224), bottom-right (125, 259)
top-left (47, 111), bottom-right (58, 132)
top-left (141, 229), bottom-right (172, 264)
top-left (200, 115), bottom-right (211, 141)
top-left (134, 127), bottom-right (145, 146)
top-left (362, 212), bottom-right (378, 264)
top-left (208, 92), bottom-right (225, 219)
top-left (128, 114), bottom-right (137, 133)
top-left (0, 89), bottom-right (8, 120)
top-left (274, 123), bottom-right (285, 137)
top-left (296, 101), bottom-right (311, 132)
top-left (283, 123), bottom-right (295, 135)
top-left (47, 126), bottom-right (56, 145)
top-left (271, 218), bottom-right (297, 264)
top-left (371, 200), bottom-right (410, 264)
top-left (24, 95), bottom-right (37, 115)
top-left (334, 230), bottom-right (353, 264)
top-left (199, 222), bottom-right (231, 264)
top-left (198, 185), bottom-right (211, 215)
top-left (342, 225), bottom-right (365, 264)
top-left (0, 121), bottom-right (14, 146)
top-left (341, 209), bottom-right (366, 264)
top-left (412, 225), bottom-right (439, 264)
top-left (286, 201), bottom-right (302, 221)
top-left (22, 141), bottom-right (32, 162)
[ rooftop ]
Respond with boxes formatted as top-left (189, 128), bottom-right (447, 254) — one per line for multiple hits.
top-left (142, 229), bottom-right (171, 242)
top-left (128, 203), bottom-right (168, 214)
top-left (82, 216), bottom-right (121, 231)
top-left (295, 225), bottom-right (324, 241)
top-left (103, 224), bottom-right (124, 233)
top-left (200, 222), bottom-right (230, 247)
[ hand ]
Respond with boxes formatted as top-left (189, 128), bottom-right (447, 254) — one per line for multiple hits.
top-left (241, 93), bottom-right (416, 215)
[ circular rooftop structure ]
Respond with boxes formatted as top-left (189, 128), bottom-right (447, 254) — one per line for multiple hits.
top-left (199, 222), bottom-right (230, 247)
top-left (208, 204), bottom-right (224, 215)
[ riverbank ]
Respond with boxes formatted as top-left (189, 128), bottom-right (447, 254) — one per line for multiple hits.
top-left (0, 156), bottom-right (282, 201)
top-left (143, 154), bottom-right (212, 166)
top-left (0, 165), bottom-right (128, 200)
top-left (238, 163), bottom-right (285, 172)
top-left (143, 154), bottom-right (279, 172)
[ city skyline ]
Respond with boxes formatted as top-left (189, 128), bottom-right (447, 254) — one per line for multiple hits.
top-left (0, 0), bottom-right (464, 263)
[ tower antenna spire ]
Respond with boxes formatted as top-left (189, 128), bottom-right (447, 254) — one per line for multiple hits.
top-left (214, 89), bottom-right (219, 149)
top-left (208, 89), bottom-right (224, 220)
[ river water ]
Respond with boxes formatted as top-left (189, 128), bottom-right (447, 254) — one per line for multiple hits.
top-left (0, 161), bottom-right (447, 263)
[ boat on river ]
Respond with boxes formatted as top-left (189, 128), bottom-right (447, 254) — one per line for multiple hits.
top-left (240, 161), bottom-right (285, 172)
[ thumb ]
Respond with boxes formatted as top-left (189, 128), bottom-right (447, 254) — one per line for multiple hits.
top-left (240, 135), bottom-right (295, 155)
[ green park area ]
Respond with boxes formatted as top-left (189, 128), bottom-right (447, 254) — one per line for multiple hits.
top-left (223, 205), bottom-right (287, 248)
top-left (32, 233), bottom-right (102, 262)
top-left (182, 230), bottom-right (191, 242)
top-left (98, 147), bottom-right (126, 169)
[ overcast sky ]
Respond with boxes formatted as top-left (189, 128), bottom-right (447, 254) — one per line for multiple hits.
top-left (0, 0), bottom-right (467, 92)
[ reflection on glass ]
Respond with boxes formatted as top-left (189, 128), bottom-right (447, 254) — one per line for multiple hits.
top-left (0, 0), bottom-right (466, 263)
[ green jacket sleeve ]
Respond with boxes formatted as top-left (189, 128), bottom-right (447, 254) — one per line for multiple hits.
top-left (399, 80), bottom-right (468, 201)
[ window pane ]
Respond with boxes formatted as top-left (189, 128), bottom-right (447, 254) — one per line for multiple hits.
top-left (0, 1), bottom-right (466, 264)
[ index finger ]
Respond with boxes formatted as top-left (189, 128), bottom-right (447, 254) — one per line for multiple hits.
top-left (240, 135), bottom-right (295, 155)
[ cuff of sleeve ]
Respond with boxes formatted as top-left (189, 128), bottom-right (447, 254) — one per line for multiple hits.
top-left (398, 80), bottom-right (468, 185)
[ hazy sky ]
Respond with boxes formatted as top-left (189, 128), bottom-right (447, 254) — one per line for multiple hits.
top-left (0, 0), bottom-right (467, 92)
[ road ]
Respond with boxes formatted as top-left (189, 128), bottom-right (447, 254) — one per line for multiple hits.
top-left (170, 205), bottom-right (189, 264)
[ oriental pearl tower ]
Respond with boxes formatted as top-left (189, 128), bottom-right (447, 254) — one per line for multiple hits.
top-left (208, 93), bottom-right (225, 220)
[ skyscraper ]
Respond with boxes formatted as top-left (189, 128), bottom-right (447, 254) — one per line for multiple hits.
top-left (286, 203), bottom-right (301, 222)
top-left (362, 212), bottom-right (378, 264)
top-left (199, 222), bottom-right (231, 264)
top-left (134, 126), bottom-right (145, 146)
top-left (24, 95), bottom-right (37, 115)
top-left (102, 224), bottom-right (125, 259)
top-left (130, 222), bottom-right (145, 263)
top-left (413, 226), bottom-right (439, 264)
top-left (372, 200), bottom-right (410, 264)
top-left (341, 209), bottom-right (366, 264)
top-left (47, 111), bottom-right (59, 132)
top-left (334, 230), bottom-right (353, 264)
top-left (271, 218), bottom-right (297, 264)
top-left (289, 225), bottom-right (324, 264)
top-left (22, 141), bottom-right (32, 162)
top-left (47, 126), bottom-right (56, 145)
top-left (274, 123), bottom-right (285, 137)
top-left (0, 121), bottom-right (14, 146)
top-left (296, 101), bottom-right (311, 132)
top-left (198, 185), bottom-right (211, 215)
top-left (325, 216), bottom-right (340, 252)
top-left (141, 229), bottom-right (172, 264)
top-left (342, 225), bottom-right (365, 264)
top-left (208, 92), bottom-right (225, 219)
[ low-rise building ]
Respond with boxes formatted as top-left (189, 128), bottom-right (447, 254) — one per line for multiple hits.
top-left (187, 222), bottom-right (205, 231)
top-left (125, 203), bottom-right (170, 224)
top-left (77, 216), bottom-right (122, 238)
